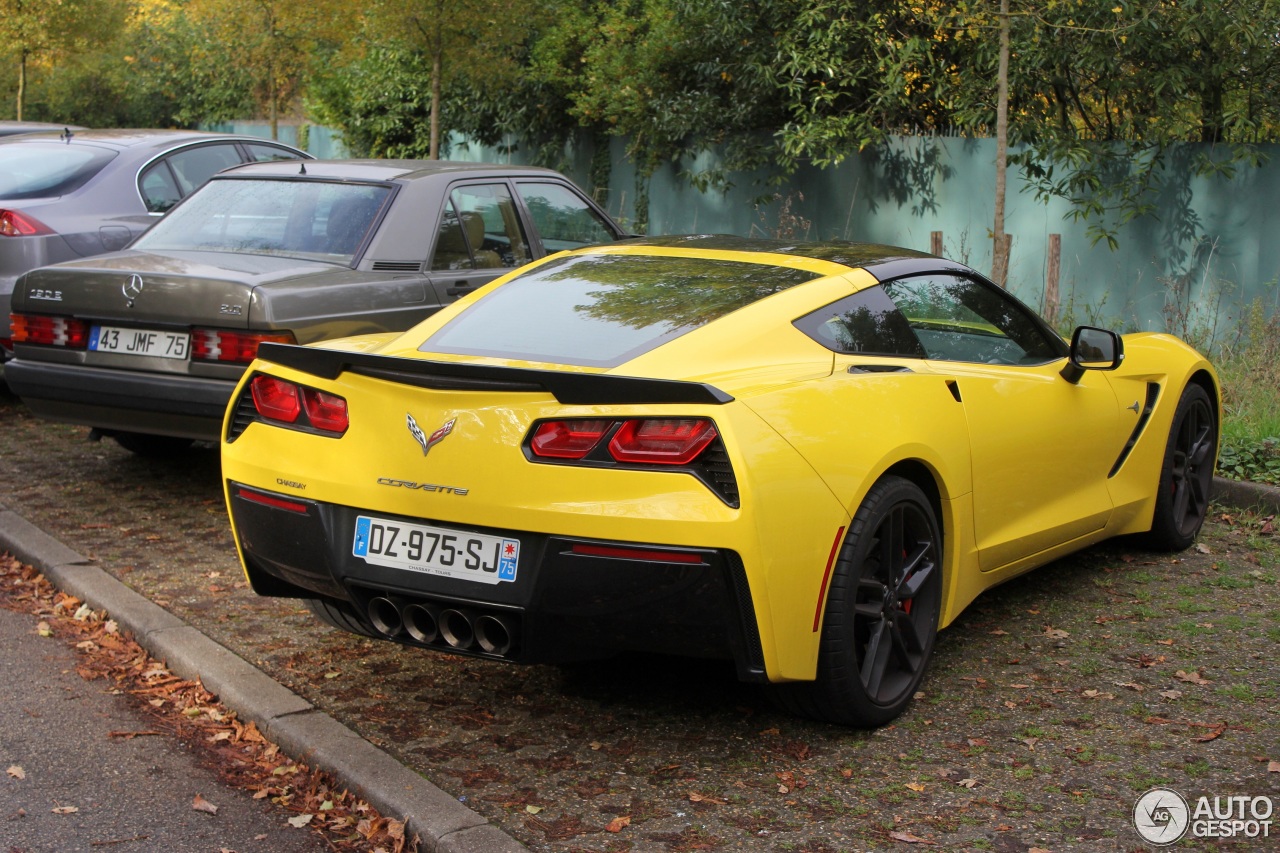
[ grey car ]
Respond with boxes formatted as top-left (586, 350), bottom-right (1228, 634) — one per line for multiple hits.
top-left (5, 159), bottom-right (628, 454)
top-left (0, 129), bottom-right (309, 358)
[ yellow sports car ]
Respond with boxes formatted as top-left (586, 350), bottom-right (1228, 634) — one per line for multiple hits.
top-left (221, 236), bottom-right (1219, 726)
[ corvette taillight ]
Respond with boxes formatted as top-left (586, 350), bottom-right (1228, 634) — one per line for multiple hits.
top-left (529, 417), bottom-right (718, 466)
top-left (609, 418), bottom-right (718, 465)
top-left (10, 313), bottom-right (89, 348)
top-left (193, 329), bottom-right (295, 363)
top-left (0, 209), bottom-right (52, 237)
top-left (529, 419), bottom-right (611, 459)
top-left (249, 374), bottom-right (348, 436)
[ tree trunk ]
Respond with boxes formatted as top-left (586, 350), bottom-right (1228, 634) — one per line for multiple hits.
top-left (991, 0), bottom-right (1011, 287)
top-left (17, 48), bottom-right (26, 122)
top-left (429, 0), bottom-right (442, 160)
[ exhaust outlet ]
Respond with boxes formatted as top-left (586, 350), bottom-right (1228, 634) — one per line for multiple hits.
top-left (439, 608), bottom-right (476, 649)
top-left (474, 614), bottom-right (516, 655)
top-left (403, 602), bottom-right (440, 644)
top-left (368, 597), bottom-right (405, 636)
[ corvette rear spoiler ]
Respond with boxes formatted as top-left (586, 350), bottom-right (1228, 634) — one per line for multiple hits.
top-left (255, 342), bottom-right (734, 406)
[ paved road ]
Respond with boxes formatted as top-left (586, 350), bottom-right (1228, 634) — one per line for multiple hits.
top-left (0, 606), bottom-right (328, 853)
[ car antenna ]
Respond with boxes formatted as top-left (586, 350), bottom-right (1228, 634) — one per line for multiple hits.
top-left (299, 162), bottom-right (306, 175)
top-left (61, 127), bottom-right (74, 142)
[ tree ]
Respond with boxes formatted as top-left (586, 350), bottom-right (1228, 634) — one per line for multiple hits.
top-left (0, 0), bottom-right (121, 119)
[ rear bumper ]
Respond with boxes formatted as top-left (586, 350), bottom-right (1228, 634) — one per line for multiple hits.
top-left (227, 482), bottom-right (768, 682)
top-left (4, 357), bottom-right (233, 440)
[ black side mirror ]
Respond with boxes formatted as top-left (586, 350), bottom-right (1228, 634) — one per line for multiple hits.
top-left (1061, 326), bottom-right (1123, 384)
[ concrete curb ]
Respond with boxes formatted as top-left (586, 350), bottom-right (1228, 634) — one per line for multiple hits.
top-left (1211, 475), bottom-right (1280, 516)
top-left (0, 503), bottom-right (526, 853)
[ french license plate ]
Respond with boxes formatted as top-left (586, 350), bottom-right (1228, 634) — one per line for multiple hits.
top-left (352, 516), bottom-right (519, 584)
top-left (90, 325), bottom-right (190, 359)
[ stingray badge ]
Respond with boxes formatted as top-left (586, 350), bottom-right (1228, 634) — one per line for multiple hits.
top-left (407, 414), bottom-right (456, 457)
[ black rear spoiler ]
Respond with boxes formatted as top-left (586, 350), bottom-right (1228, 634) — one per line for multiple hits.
top-left (255, 343), bottom-right (734, 406)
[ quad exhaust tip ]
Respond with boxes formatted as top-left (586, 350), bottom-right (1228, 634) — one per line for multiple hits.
top-left (366, 596), bottom-right (518, 657)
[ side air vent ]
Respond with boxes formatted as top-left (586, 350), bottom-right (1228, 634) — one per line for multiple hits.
top-left (371, 261), bottom-right (423, 272)
top-left (1109, 382), bottom-right (1161, 477)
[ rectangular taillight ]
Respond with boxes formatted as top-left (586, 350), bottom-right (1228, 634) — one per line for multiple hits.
top-left (192, 329), bottom-right (295, 363)
top-left (10, 313), bottom-right (89, 348)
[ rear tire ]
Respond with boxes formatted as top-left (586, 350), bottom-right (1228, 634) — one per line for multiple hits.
top-left (1143, 383), bottom-right (1217, 551)
top-left (112, 431), bottom-right (196, 457)
top-left (772, 475), bottom-right (942, 727)
top-left (306, 597), bottom-right (377, 638)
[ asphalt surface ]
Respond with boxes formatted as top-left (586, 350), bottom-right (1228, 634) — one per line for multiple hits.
top-left (0, 420), bottom-right (1274, 850)
top-left (0, 502), bottom-right (524, 853)
top-left (0, 606), bottom-right (329, 853)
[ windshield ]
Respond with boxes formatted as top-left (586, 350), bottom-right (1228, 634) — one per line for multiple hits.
top-left (135, 178), bottom-right (391, 265)
top-left (421, 252), bottom-right (820, 367)
top-left (0, 142), bottom-right (117, 199)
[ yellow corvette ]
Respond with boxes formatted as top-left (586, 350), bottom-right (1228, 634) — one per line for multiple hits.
top-left (221, 236), bottom-right (1219, 726)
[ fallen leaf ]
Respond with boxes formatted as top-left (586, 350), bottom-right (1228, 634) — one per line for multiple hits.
top-left (1160, 689), bottom-right (1182, 700)
top-left (525, 805), bottom-right (544, 814)
top-left (689, 792), bottom-right (727, 805)
top-left (605, 816), bottom-right (631, 833)
top-left (888, 830), bottom-right (937, 844)
top-left (1081, 689), bottom-right (1115, 700)
top-left (51, 806), bottom-right (79, 815)
top-left (1269, 760), bottom-right (1280, 773)
top-left (905, 782), bottom-right (926, 792)
top-left (1193, 722), bottom-right (1228, 743)
top-left (958, 778), bottom-right (979, 788)
top-left (1195, 542), bottom-right (1211, 553)
top-left (192, 794), bottom-right (219, 814)
top-left (1043, 627), bottom-right (1069, 639)
top-left (989, 629), bottom-right (1009, 636)
top-left (1175, 670), bottom-right (1211, 685)
top-left (1156, 638), bottom-right (1174, 645)
top-left (287, 813), bottom-right (314, 828)
top-left (1021, 737), bottom-right (1039, 750)
top-left (7, 765), bottom-right (25, 780)
top-left (37, 621), bottom-right (51, 637)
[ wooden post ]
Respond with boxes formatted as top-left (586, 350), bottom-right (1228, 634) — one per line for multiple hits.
top-left (930, 231), bottom-right (943, 257)
top-left (1044, 233), bottom-right (1061, 326)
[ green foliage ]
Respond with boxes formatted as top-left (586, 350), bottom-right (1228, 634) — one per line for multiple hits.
top-left (308, 46), bottom-right (434, 158)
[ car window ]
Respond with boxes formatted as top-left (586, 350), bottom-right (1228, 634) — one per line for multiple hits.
top-left (431, 183), bottom-right (529, 270)
top-left (882, 274), bottom-right (1061, 365)
top-left (0, 143), bottom-right (117, 199)
top-left (138, 161), bottom-right (183, 213)
top-left (421, 252), bottom-right (821, 368)
top-left (162, 144), bottom-right (244, 195)
top-left (134, 178), bottom-right (390, 265)
top-left (794, 286), bottom-right (927, 358)
top-left (517, 181), bottom-right (617, 251)
top-left (244, 142), bottom-right (303, 162)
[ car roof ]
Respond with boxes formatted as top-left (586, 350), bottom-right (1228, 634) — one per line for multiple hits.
top-left (216, 158), bottom-right (579, 183)
top-left (0, 128), bottom-right (309, 155)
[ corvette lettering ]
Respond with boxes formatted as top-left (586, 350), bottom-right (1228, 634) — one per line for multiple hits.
top-left (376, 477), bottom-right (469, 495)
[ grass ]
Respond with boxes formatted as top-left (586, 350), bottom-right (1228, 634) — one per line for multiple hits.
top-left (1210, 302), bottom-right (1280, 484)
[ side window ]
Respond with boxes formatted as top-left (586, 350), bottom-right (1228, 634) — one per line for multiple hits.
top-left (430, 201), bottom-right (472, 270)
top-left (245, 143), bottom-right (302, 162)
top-left (138, 161), bottom-right (182, 213)
top-left (794, 286), bottom-right (926, 357)
top-left (162, 144), bottom-right (244, 196)
top-left (517, 181), bottom-right (617, 251)
top-left (883, 275), bottom-right (1061, 365)
top-left (430, 183), bottom-right (530, 270)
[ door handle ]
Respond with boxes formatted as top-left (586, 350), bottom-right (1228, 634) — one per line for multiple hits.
top-left (446, 281), bottom-right (474, 297)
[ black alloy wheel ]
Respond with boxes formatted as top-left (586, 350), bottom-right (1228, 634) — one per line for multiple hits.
top-left (1145, 383), bottom-right (1217, 551)
top-left (773, 475), bottom-right (942, 727)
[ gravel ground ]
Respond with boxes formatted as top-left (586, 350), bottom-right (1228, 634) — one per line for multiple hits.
top-left (1, 388), bottom-right (1277, 852)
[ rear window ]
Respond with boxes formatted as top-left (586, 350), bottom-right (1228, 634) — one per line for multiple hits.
top-left (421, 252), bottom-right (821, 367)
top-left (0, 142), bottom-right (117, 199)
top-left (134, 178), bottom-right (391, 265)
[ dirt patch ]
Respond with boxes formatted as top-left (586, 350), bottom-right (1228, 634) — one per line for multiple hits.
top-left (2, 391), bottom-right (1277, 851)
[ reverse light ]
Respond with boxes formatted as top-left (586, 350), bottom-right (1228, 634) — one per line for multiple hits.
top-left (608, 418), bottom-right (718, 465)
top-left (10, 313), bottom-right (89, 348)
top-left (529, 419), bottom-right (611, 459)
top-left (0, 209), bottom-right (52, 237)
top-left (249, 374), bottom-right (348, 436)
top-left (192, 329), bottom-right (295, 363)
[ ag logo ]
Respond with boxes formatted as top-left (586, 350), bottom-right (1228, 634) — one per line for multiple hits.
top-left (407, 413), bottom-right (455, 457)
top-left (1133, 787), bottom-right (1190, 845)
